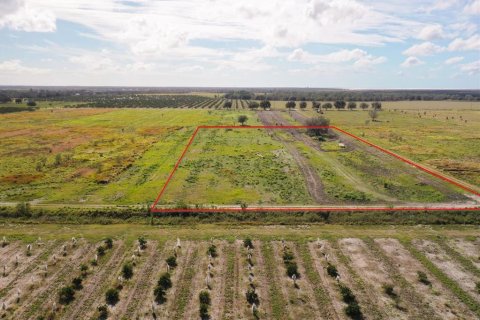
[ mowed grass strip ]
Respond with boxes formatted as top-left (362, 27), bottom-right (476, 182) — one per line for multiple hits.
top-left (171, 246), bottom-right (199, 320)
top-left (262, 241), bottom-right (289, 319)
top-left (402, 240), bottom-right (480, 317)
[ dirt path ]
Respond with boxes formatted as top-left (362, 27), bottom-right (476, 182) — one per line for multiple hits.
top-left (210, 241), bottom-right (228, 320)
top-left (252, 240), bottom-right (273, 319)
top-left (131, 241), bottom-right (170, 319)
top-left (232, 240), bottom-right (248, 319)
top-left (271, 241), bottom-right (321, 319)
top-left (338, 238), bottom-right (408, 319)
top-left (447, 237), bottom-right (480, 270)
top-left (258, 111), bottom-right (326, 203)
top-left (413, 239), bottom-right (480, 303)
top-left (110, 241), bottom-right (159, 319)
top-left (376, 238), bottom-right (477, 319)
top-left (62, 241), bottom-right (126, 320)
top-left (183, 242), bottom-right (209, 320)
top-left (221, 241), bottom-right (236, 320)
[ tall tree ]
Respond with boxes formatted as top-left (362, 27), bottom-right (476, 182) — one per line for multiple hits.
top-left (347, 102), bottom-right (357, 110)
top-left (238, 115), bottom-right (248, 125)
top-left (286, 101), bottom-right (296, 110)
top-left (371, 102), bottom-right (382, 110)
top-left (248, 101), bottom-right (259, 110)
top-left (322, 102), bottom-right (333, 110)
top-left (260, 100), bottom-right (271, 110)
top-left (299, 101), bottom-right (307, 109)
top-left (334, 100), bottom-right (346, 110)
top-left (359, 102), bottom-right (369, 110)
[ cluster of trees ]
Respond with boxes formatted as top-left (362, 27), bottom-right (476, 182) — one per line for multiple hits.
top-left (285, 100), bottom-right (381, 111)
top-left (224, 90), bottom-right (253, 100)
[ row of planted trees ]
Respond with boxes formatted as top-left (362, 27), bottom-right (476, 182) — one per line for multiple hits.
top-left (223, 99), bottom-right (382, 111)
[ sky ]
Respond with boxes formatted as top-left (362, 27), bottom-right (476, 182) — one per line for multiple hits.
top-left (0, 0), bottom-right (479, 88)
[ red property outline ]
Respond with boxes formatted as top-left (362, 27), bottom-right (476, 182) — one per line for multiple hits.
top-left (150, 125), bottom-right (480, 213)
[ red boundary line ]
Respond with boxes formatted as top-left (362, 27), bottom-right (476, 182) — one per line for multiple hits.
top-left (150, 125), bottom-right (480, 213)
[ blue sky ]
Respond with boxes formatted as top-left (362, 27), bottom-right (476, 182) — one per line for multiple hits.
top-left (0, 0), bottom-right (479, 88)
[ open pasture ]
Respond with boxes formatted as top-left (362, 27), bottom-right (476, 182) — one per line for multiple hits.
top-left (0, 224), bottom-right (479, 320)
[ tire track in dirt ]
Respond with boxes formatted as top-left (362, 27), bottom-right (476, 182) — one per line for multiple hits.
top-left (0, 241), bottom-right (57, 299)
top-left (414, 239), bottom-right (480, 303)
top-left (12, 241), bottom-right (95, 319)
top-left (271, 241), bottom-right (319, 319)
top-left (210, 241), bottom-right (228, 320)
top-left (130, 241), bottom-right (170, 319)
top-left (112, 241), bottom-right (160, 319)
top-left (258, 111), bottom-right (326, 203)
top-left (306, 242), bottom-right (344, 320)
top-left (62, 241), bottom-right (126, 320)
top-left (338, 238), bottom-right (407, 319)
top-left (376, 238), bottom-right (477, 319)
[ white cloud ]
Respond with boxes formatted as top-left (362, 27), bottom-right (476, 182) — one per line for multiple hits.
top-left (464, 0), bottom-right (480, 14)
top-left (401, 56), bottom-right (424, 67)
top-left (448, 35), bottom-right (480, 51)
top-left (460, 60), bottom-right (480, 75)
top-left (0, 59), bottom-right (48, 73)
top-left (403, 42), bottom-right (444, 56)
top-left (0, 0), bottom-right (56, 32)
top-left (424, 0), bottom-right (460, 12)
top-left (444, 56), bottom-right (464, 65)
top-left (417, 25), bottom-right (444, 40)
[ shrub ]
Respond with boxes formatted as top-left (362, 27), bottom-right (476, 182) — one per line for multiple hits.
top-left (138, 236), bottom-right (147, 249)
top-left (282, 251), bottom-right (294, 263)
top-left (97, 246), bottom-right (105, 256)
top-left (58, 286), bottom-right (75, 305)
top-left (122, 263), bottom-right (133, 279)
top-left (166, 256), bottom-right (177, 268)
top-left (345, 302), bottom-right (362, 319)
top-left (243, 238), bottom-right (254, 249)
top-left (97, 304), bottom-right (108, 320)
top-left (417, 271), bottom-right (431, 285)
top-left (72, 277), bottom-right (83, 290)
top-left (339, 285), bottom-right (356, 304)
top-left (153, 286), bottom-right (166, 304)
top-left (326, 263), bottom-right (338, 278)
top-left (476, 282), bottom-right (480, 294)
top-left (199, 290), bottom-right (211, 305)
top-left (158, 273), bottom-right (172, 290)
top-left (246, 288), bottom-right (259, 305)
top-left (286, 262), bottom-right (299, 278)
top-left (383, 284), bottom-right (396, 298)
top-left (207, 244), bottom-right (217, 258)
top-left (199, 302), bottom-right (209, 320)
top-left (104, 238), bottom-right (113, 249)
top-left (105, 288), bottom-right (119, 306)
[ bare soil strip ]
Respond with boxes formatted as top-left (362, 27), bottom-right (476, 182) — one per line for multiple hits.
top-left (11, 241), bottom-right (94, 319)
top-left (0, 240), bottom-right (57, 299)
top-left (366, 238), bottom-right (441, 320)
top-left (131, 241), bottom-right (170, 319)
top-left (210, 240), bottom-right (228, 320)
top-left (232, 239), bottom-right (248, 319)
top-left (306, 241), bottom-right (345, 320)
top-left (258, 110), bottom-right (326, 203)
top-left (62, 241), bottom-right (127, 320)
top-left (338, 238), bottom-right (408, 319)
top-left (157, 241), bottom-right (194, 319)
top-left (261, 241), bottom-right (290, 319)
top-left (111, 241), bottom-right (159, 319)
top-left (271, 241), bottom-right (320, 319)
top-left (413, 239), bottom-right (480, 303)
top-left (183, 242), bottom-right (209, 320)
top-left (252, 240), bottom-right (273, 319)
top-left (221, 241), bottom-right (235, 320)
top-left (376, 238), bottom-right (477, 319)
top-left (0, 242), bottom-right (22, 266)
top-left (446, 238), bottom-right (480, 271)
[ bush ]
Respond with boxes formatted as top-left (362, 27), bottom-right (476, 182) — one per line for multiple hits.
top-left (138, 236), bottom-right (147, 249)
top-left (283, 251), bottom-right (294, 263)
top-left (383, 284), bottom-right (396, 298)
top-left (245, 288), bottom-right (259, 305)
top-left (58, 286), bottom-right (75, 305)
top-left (286, 262), bottom-right (299, 278)
top-left (326, 263), bottom-right (338, 278)
top-left (105, 288), bottom-right (119, 306)
top-left (417, 271), bottom-right (431, 285)
top-left (339, 285), bottom-right (356, 304)
top-left (243, 238), bottom-right (254, 249)
top-left (97, 305), bottom-right (109, 320)
top-left (122, 263), bottom-right (133, 279)
top-left (166, 256), bottom-right (177, 268)
top-left (104, 238), bottom-right (113, 249)
top-left (345, 301), bottom-right (362, 319)
top-left (97, 246), bottom-right (105, 256)
top-left (72, 277), bottom-right (83, 290)
top-left (199, 290), bottom-right (211, 305)
top-left (207, 244), bottom-right (217, 258)
top-left (199, 302), bottom-right (209, 320)
top-left (153, 286), bottom-right (167, 304)
top-left (305, 116), bottom-right (330, 136)
top-left (158, 273), bottom-right (172, 290)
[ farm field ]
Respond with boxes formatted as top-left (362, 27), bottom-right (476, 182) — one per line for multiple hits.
top-left (0, 224), bottom-right (479, 320)
top-left (0, 100), bottom-right (479, 209)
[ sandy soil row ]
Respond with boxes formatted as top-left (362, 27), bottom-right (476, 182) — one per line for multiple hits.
top-left (447, 237), bottom-right (480, 270)
top-left (252, 240), bottom-right (273, 319)
top-left (207, 241), bottom-right (229, 320)
top-left (413, 239), bottom-right (480, 303)
top-left (183, 242), bottom-right (209, 319)
top-left (376, 238), bottom-right (477, 319)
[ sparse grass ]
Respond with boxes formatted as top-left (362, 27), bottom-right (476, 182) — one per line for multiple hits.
top-left (262, 242), bottom-right (289, 319)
